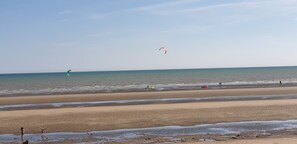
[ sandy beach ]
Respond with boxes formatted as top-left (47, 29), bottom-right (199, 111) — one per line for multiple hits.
top-left (2, 99), bottom-right (297, 134)
top-left (2, 87), bottom-right (297, 143)
top-left (2, 87), bottom-right (297, 105)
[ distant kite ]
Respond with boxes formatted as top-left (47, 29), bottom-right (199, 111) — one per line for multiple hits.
top-left (67, 69), bottom-right (72, 77)
top-left (159, 47), bottom-right (168, 54)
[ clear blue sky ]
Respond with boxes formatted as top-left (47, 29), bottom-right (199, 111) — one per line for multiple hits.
top-left (1, 0), bottom-right (297, 73)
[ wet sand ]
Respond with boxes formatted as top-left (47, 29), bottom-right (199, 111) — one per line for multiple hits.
top-left (3, 94), bottom-right (297, 110)
top-left (114, 133), bottom-right (297, 144)
top-left (2, 87), bottom-right (297, 143)
top-left (3, 122), bottom-right (297, 143)
top-left (2, 87), bottom-right (297, 105)
top-left (186, 137), bottom-right (297, 144)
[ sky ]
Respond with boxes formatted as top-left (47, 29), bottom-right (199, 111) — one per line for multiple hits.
top-left (1, 0), bottom-right (297, 73)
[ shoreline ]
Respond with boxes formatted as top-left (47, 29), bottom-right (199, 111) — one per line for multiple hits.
top-left (2, 87), bottom-right (297, 105)
top-left (1, 83), bottom-right (296, 97)
top-left (2, 119), bottom-right (297, 143)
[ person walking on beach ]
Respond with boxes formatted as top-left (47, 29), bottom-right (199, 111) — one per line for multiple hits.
top-left (41, 128), bottom-right (46, 134)
top-left (279, 81), bottom-right (282, 84)
top-left (20, 127), bottom-right (25, 142)
top-left (40, 127), bottom-right (47, 141)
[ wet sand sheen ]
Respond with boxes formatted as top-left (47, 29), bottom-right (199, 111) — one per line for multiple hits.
top-left (187, 137), bottom-right (297, 144)
top-left (2, 87), bottom-right (297, 105)
top-left (2, 94), bottom-right (297, 110)
top-left (2, 120), bottom-right (297, 143)
top-left (2, 99), bottom-right (297, 134)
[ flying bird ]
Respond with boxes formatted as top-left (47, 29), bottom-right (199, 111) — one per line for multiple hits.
top-left (159, 47), bottom-right (168, 54)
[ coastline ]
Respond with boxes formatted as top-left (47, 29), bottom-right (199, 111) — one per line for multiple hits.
top-left (1, 82), bottom-right (297, 97)
top-left (2, 86), bottom-right (297, 105)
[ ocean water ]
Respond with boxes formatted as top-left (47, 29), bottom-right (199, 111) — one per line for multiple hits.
top-left (1, 66), bottom-right (297, 96)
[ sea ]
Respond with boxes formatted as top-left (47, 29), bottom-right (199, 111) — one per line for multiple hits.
top-left (1, 66), bottom-right (297, 96)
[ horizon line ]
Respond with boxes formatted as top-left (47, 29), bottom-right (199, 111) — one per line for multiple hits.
top-left (1, 65), bottom-right (297, 75)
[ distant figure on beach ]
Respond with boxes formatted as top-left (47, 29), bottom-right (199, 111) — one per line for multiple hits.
top-left (279, 81), bottom-right (282, 84)
top-left (145, 85), bottom-right (155, 90)
top-left (40, 127), bottom-right (47, 134)
top-left (219, 82), bottom-right (222, 86)
top-left (20, 127), bottom-right (25, 142)
top-left (201, 85), bottom-right (209, 89)
top-left (40, 127), bottom-right (47, 141)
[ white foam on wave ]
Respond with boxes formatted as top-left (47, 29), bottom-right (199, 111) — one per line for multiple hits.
top-left (1, 79), bottom-right (297, 96)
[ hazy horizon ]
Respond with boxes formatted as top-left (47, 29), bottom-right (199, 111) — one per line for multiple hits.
top-left (1, 65), bottom-right (297, 75)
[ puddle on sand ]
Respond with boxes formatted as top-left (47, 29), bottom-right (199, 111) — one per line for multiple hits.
top-left (2, 94), bottom-right (297, 110)
top-left (1, 120), bottom-right (297, 143)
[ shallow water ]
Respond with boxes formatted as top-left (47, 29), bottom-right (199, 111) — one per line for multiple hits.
top-left (1, 66), bottom-right (297, 96)
top-left (1, 120), bottom-right (297, 143)
top-left (1, 94), bottom-right (297, 110)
